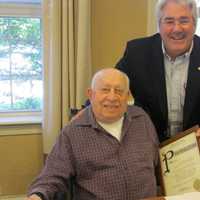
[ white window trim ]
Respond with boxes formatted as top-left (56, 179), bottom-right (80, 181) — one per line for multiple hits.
top-left (0, 123), bottom-right (42, 136)
top-left (0, 111), bottom-right (42, 125)
top-left (0, 2), bottom-right (42, 131)
top-left (0, 111), bottom-right (42, 135)
top-left (0, 3), bottom-right (41, 17)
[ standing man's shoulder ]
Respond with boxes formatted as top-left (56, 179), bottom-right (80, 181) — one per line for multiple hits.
top-left (193, 34), bottom-right (200, 48)
top-left (190, 34), bottom-right (200, 62)
top-left (126, 33), bottom-right (161, 49)
top-left (194, 34), bottom-right (200, 41)
top-left (116, 33), bottom-right (163, 78)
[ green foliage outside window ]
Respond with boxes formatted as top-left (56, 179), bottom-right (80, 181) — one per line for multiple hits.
top-left (0, 17), bottom-right (42, 111)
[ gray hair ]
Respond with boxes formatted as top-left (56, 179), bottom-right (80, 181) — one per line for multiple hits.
top-left (156, 0), bottom-right (198, 28)
top-left (91, 68), bottom-right (130, 92)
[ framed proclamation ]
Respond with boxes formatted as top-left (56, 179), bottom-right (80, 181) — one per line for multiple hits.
top-left (159, 125), bottom-right (200, 196)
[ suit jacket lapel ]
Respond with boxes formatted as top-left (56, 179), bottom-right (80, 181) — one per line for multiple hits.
top-left (183, 36), bottom-right (200, 127)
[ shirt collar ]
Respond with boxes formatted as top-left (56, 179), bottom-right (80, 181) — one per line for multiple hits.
top-left (97, 116), bottom-right (124, 128)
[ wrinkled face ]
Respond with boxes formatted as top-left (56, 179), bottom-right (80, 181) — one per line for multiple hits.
top-left (87, 70), bottom-right (129, 123)
top-left (159, 1), bottom-right (195, 59)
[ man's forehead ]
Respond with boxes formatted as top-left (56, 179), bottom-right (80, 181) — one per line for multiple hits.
top-left (99, 82), bottom-right (125, 88)
top-left (100, 76), bottom-right (126, 86)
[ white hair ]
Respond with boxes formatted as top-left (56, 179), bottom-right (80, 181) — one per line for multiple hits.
top-left (91, 68), bottom-right (130, 92)
top-left (156, 0), bottom-right (198, 28)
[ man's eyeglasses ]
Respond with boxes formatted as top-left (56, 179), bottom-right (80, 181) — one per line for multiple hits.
top-left (161, 17), bottom-right (193, 27)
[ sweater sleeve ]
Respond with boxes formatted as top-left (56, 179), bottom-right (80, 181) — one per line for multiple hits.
top-left (27, 127), bottom-right (75, 200)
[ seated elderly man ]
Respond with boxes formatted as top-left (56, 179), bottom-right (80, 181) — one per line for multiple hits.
top-left (26, 68), bottom-right (159, 200)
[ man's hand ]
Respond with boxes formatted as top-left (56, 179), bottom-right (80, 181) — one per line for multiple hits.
top-left (196, 128), bottom-right (200, 145)
top-left (196, 128), bottom-right (200, 137)
top-left (25, 194), bottom-right (42, 200)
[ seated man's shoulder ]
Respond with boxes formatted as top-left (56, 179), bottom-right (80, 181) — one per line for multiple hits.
top-left (61, 112), bottom-right (88, 137)
top-left (64, 107), bottom-right (90, 129)
top-left (127, 105), bottom-right (148, 117)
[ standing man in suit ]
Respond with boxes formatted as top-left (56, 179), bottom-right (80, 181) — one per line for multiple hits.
top-left (117, 0), bottom-right (200, 142)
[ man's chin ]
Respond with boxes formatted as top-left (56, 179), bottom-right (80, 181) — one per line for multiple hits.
top-left (100, 115), bottom-right (121, 123)
top-left (168, 46), bottom-right (188, 57)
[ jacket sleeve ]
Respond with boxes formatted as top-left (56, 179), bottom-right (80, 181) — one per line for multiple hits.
top-left (115, 42), bottom-right (130, 75)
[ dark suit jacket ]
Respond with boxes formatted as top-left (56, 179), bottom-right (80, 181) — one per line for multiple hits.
top-left (116, 33), bottom-right (200, 142)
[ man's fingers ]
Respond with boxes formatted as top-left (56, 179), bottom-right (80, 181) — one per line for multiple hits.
top-left (196, 128), bottom-right (200, 137)
top-left (25, 194), bottom-right (42, 200)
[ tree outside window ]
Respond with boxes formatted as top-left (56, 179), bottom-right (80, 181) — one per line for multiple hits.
top-left (0, 17), bottom-right (42, 111)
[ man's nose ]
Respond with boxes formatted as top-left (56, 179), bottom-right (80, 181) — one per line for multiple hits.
top-left (107, 89), bottom-right (118, 100)
top-left (172, 21), bottom-right (183, 30)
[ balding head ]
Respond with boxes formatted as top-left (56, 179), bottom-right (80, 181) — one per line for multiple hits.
top-left (91, 68), bottom-right (130, 92)
top-left (87, 68), bottom-right (130, 123)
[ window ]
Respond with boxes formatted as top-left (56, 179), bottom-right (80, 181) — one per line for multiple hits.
top-left (0, 0), bottom-right (42, 115)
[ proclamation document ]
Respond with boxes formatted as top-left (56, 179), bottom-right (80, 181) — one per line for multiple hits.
top-left (159, 126), bottom-right (200, 196)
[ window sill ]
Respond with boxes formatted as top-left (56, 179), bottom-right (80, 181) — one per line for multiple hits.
top-left (0, 112), bottom-right (42, 136)
top-left (0, 115), bottom-right (42, 125)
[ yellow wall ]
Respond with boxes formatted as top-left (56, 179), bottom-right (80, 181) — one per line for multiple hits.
top-left (0, 0), bottom-right (148, 196)
top-left (0, 134), bottom-right (43, 196)
top-left (91, 0), bottom-right (148, 72)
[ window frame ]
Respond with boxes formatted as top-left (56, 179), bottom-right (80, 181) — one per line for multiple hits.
top-left (0, 2), bottom-right (41, 17)
top-left (0, 1), bottom-right (42, 128)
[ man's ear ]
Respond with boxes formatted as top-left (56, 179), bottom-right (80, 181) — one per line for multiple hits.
top-left (87, 88), bottom-right (92, 100)
top-left (127, 90), bottom-right (134, 105)
top-left (127, 90), bottom-right (131, 99)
